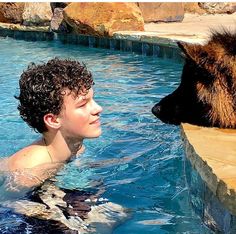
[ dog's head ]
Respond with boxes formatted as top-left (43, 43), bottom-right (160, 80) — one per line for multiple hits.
top-left (152, 29), bottom-right (236, 128)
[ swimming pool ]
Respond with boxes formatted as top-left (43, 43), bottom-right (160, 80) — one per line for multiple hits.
top-left (0, 37), bottom-right (211, 233)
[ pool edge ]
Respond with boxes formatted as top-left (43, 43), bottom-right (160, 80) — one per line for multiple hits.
top-left (0, 23), bottom-right (184, 63)
top-left (181, 123), bottom-right (236, 232)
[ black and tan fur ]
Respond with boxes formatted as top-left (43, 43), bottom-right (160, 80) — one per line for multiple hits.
top-left (152, 28), bottom-right (236, 128)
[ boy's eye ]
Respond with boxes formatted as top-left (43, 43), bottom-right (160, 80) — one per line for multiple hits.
top-left (78, 102), bottom-right (87, 108)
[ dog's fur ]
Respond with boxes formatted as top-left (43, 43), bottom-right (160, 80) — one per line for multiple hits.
top-left (152, 28), bottom-right (236, 128)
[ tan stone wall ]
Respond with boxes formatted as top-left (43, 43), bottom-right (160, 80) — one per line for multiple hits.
top-left (138, 3), bottom-right (184, 23)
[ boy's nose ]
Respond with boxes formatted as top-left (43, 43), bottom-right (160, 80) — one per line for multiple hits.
top-left (97, 103), bottom-right (103, 114)
top-left (92, 101), bottom-right (103, 115)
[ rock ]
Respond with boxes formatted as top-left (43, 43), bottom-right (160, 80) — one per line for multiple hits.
top-left (63, 2), bottom-right (144, 37)
top-left (22, 2), bottom-right (53, 26)
top-left (50, 8), bottom-right (70, 33)
top-left (184, 3), bottom-right (206, 15)
top-left (50, 2), bottom-right (69, 12)
top-left (0, 3), bottom-right (25, 24)
top-left (199, 3), bottom-right (236, 14)
top-left (138, 3), bottom-right (184, 23)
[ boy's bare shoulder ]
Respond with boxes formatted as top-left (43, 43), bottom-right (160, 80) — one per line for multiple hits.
top-left (5, 142), bottom-right (62, 189)
top-left (8, 143), bottom-right (52, 171)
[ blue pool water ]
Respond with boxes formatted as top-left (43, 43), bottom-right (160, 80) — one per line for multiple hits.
top-left (0, 37), bottom-right (211, 233)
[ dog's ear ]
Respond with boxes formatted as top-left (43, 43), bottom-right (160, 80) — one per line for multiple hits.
top-left (177, 41), bottom-right (192, 58)
top-left (177, 41), bottom-right (234, 81)
top-left (177, 42), bottom-right (207, 64)
top-left (178, 42), bottom-right (215, 71)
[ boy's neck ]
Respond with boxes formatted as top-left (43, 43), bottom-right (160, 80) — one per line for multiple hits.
top-left (43, 131), bottom-right (83, 163)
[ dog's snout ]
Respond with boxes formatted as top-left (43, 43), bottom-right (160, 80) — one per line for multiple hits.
top-left (152, 105), bottom-right (161, 117)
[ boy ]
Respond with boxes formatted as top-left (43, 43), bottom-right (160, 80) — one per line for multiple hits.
top-left (2, 58), bottom-right (128, 232)
top-left (7, 57), bottom-right (103, 189)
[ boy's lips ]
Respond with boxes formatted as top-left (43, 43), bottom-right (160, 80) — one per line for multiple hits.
top-left (90, 118), bottom-right (100, 125)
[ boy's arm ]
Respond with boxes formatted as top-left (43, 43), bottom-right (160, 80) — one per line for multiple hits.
top-left (5, 162), bottom-right (62, 191)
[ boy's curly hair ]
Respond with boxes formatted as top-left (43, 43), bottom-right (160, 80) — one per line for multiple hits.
top-left (16, 58), bottom-right (94, 133)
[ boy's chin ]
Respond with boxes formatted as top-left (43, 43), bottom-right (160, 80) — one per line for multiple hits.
top-left (87, 129), bottom-right (102, 138)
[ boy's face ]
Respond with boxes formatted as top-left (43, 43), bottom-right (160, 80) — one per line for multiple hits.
top-left (58, 88), bottom-right (103, 139)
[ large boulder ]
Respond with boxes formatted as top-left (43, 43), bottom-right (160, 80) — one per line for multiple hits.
top-left (22, 2), bottom-right (53, 26)
top-left (199, 2), bottom-right (236, 14)
top-left (0, 3), bottom-right (25, 24)
top-left (184, 3), bottom-right (206, 15)
top-left (138, 3), bottom-right (184, 23)
top-left (63, 2), bottom-right (144, 37)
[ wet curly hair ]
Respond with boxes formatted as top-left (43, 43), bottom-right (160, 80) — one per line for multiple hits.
top-left (16, 58), bottom-right (94, 133)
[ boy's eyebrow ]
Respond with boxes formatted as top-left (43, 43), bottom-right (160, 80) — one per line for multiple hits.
top-left (75, 95), bottom-right (88, 104)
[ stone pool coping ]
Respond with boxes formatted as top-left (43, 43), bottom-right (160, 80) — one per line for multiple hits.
top-left (0, 22), bottom-right (54, 41)
top-left (181, 123), bottom-right (236, 216)
top-left (115, 13), bottom-right (236, 45)
top-left (0, 22), bottom-right (50, 32)
top-left (0, 22), bottom-right (183, 62)
top-left (113, 31), bottom-right (203, 46)
top-left (0, 13), bottom-right (235, 61)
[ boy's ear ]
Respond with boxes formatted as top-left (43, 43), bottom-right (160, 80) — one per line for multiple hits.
top-left (43, 113), bottom-right (61, 130)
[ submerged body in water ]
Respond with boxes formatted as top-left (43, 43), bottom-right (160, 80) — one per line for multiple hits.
top-left (0, 157), bottom-right (129, 233)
